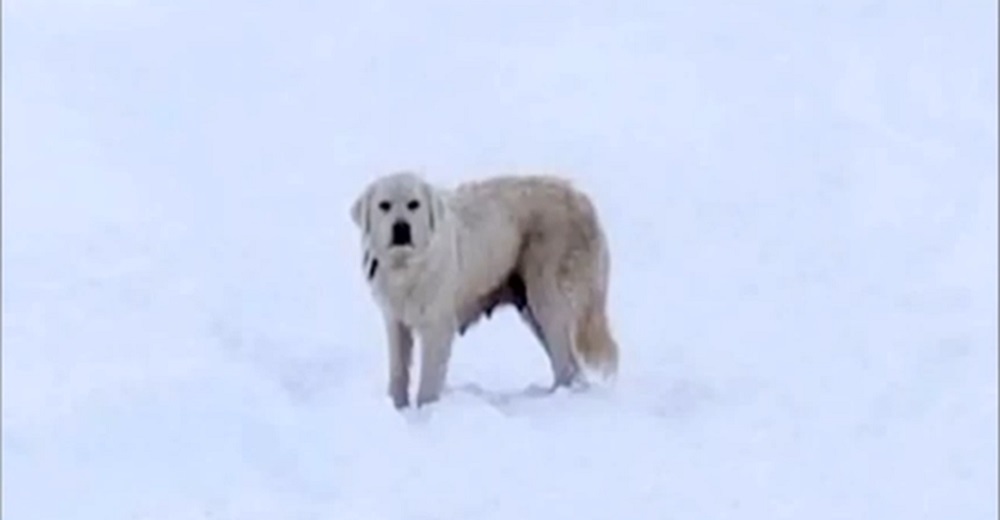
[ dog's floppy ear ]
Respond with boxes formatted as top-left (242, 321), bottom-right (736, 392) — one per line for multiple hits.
top-left (350, 187), bottom-right (371, 233)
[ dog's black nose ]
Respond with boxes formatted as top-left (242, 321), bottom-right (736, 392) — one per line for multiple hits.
top-left (391, 220), bottom-right (412, 246)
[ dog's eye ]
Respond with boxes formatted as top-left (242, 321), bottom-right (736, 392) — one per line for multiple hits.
top-left (407, 200), bottom-right (421, 211)
top-left (378, 201), bottom-right (391, 212)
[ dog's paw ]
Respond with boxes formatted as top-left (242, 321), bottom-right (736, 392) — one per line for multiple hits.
top-left (388, 382), bottom-right (410, 410)
top-left (415, 393), bottom-right (440, 409)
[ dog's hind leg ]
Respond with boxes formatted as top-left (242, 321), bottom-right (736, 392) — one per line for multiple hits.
top-left (518, 307), bottom-right (549, 356)
top-left (523, 277), bottom-right (581, 389)
top-left (504, 272), bottom-right (554, 359)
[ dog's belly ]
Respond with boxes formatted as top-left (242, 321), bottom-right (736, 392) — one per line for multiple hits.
top-left (457, 272), bottom-right (529, 335)
top-left (449, 211), bottom-right (525, 334)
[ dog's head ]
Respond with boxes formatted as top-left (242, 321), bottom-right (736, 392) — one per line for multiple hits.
top-left (351, 171), bottom-right (446, 275)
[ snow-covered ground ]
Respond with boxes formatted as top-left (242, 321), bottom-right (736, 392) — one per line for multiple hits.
top-left (3, 1), bottom-right (997, 518)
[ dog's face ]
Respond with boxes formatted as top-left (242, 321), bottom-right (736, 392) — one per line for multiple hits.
top-left (351, 172), bottom-right (445, 271)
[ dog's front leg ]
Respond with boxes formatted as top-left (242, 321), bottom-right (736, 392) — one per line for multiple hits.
top-left (415, 324), bottom-right (454, 407)
top-left (385, 318), bottom-right (414, 409)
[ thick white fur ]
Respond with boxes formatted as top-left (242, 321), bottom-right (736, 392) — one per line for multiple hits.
top-left (351, 171), bottom-right (619, 408)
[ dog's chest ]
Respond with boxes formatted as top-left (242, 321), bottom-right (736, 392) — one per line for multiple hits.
top-left (372, 267), bottom-right (451, 326)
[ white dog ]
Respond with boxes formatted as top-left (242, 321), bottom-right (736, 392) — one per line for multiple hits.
top-left (351, 171), bottom-right (619, 408)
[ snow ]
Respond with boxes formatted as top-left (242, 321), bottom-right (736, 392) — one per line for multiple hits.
top-left (2, 1), bottom-right (997, 518)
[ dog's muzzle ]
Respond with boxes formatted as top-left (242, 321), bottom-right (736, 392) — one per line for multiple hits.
top-left (390, 220), bottom-right (412, 247)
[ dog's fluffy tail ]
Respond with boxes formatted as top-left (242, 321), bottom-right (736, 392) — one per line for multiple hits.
top-left (574, 298), bottom-right (619, 378)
